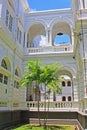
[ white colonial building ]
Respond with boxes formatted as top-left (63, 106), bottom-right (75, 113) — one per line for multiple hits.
top-left (0, 0), bottom-right (87, 129)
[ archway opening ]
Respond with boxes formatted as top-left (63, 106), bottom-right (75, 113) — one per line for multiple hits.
top-left (33, 35), bottom-right (47, 47)
top-left (27, 23), bottom-right (46, 47)
top-left (54, 34), bottom-right (70, 45)
top-left (52, 21), bottom-right (71, 46)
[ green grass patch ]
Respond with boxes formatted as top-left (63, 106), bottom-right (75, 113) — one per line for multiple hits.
top-left (12, 124), bottom-right (75, 130)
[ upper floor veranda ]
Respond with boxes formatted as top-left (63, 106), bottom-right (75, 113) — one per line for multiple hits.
top-left (0, 0), bottom-right (87, 56)
top-left (23, 8), bottom-right (74, 55)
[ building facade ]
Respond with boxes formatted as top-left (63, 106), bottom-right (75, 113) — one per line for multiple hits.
top-left (0, 0), bottom-right (87, 129)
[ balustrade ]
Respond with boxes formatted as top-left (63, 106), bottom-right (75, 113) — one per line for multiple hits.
top-left (27, 44), bottom-right (73, 55)
top-left (26, 101), bottom-right (78, 111)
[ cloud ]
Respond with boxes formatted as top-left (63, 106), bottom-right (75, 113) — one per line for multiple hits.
top-left (33, 35), bottom-right (47, 47)
top-left (39, 35), bottom-right (47, 47)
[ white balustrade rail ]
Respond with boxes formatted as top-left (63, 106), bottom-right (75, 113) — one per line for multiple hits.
top-left (27, 45), bottom-right (73, 55)
top-left (26, 101), bottom-right (78, 111)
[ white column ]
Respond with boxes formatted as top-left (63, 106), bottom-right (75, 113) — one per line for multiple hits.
top-left (46, 29), bottom-right (49, 45)
top-left (85, 0), bottom-right (87, 9)
top-left (49, 29), bottom-right (52, 46)
top-left (72, 77), bottom-right (78, 101)
top-left (46, 28), bottom-right (52, 46)
top-left (25, 32), bottom-right (28, 48)
top-left (79, 0), bottom-right (84, 9)
top-left (71, 31), bottom-right (74, 47)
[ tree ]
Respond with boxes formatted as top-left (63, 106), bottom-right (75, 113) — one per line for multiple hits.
top-left (19, 59), bottom-right (41, 124)
top-left (19, 59), bottom-right (62, 127)
top-left (39, 63), bottom-right (62, 126)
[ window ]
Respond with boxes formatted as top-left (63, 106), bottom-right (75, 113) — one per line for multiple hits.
top-left (53, 93), bottom-right (56, 101)
top-left (62, 81), bottom-right (65, 87)
top-left (1, 59), bottom-right (7, 69)
top-left (62, 96), bottom-right (66, 101)
top-left (6, 10), bottom-right (9, 26)
top-left (23, 32), bottom-right (25, 47)
top-left (17, 27), bottom-right (19, 40)
top-left (19, 30), bottom-right (22, 44)
top-left (15, 69), bottom-right (19, 76)
top-left (67, 81), bottom-right (71, 86)
top-left (4, 76), bottom-right (8, 85)
top-left (14, 80), bottom-right (19, 89)
top-left (5, 9), bottom-right (13, 32)
top-left (17, 27), bottom-right (22, 44)
top-left (68, 96), bottom-right (71, 101)
top-left (5, 89), bottom-right (7, 94)
top-left (0, 73), bottom-right (8, 85)
top-left (9, 15), bottom-right (13, 32)
top-left (0, 73), bottom-right (3, 83)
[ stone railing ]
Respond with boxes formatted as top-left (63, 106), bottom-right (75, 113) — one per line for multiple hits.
top-left (27, 44), bottom-right (73, 55)
top-left (0, 101), bottom-right (78, 111)
top-left (26, 101), bottom-right (78, 111)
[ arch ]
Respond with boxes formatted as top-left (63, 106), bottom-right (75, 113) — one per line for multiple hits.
top-left (57, 65), bottom-right (76, 78)
top-left (68, 96), bottom-right (72, 101)
top-left (1, 59), bottom-right (7, 69)
top-left (56, 67), bottom-right (73, 102)
top-left (27, 22), bottom-right (46, 47)
top-left (1, 57), bottom-right (11, 71)
top-left (57, 69), bottom-right (73, 78)
top-left (15, 67), bottom-right (21, 77)
top-left (28, 94), bottom-right (33, 101)
top-left (52, 21), bottom-right (71, 44)
top-left (50, 18), bottom-right (73, 31)
top-left (62, 81), bottom-right (66, 87)
top-left (50, 19), bottom-right (72, 46)
top-left (62, 96), bottom-right (66, 101)
top-left (15, 69), bottom-right (19, 76)
top-left (67, 81), bottom-right (71, 86)
top-left (27, 21), bottom-right (47, 32)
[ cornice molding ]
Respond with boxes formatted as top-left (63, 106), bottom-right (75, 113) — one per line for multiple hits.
top-left (29, 8), bottom-right (72, 15)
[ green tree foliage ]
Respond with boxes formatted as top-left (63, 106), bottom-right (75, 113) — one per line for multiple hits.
top-left (20, 59), bottom-right (41, 87)
top-left (40, 63), bottom-right (62, 93)
top-left (19, 59), bottom-right (63, 126)
top-left (20, 60), bottom-right (62, 93)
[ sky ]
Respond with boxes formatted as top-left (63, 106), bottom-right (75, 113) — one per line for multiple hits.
top-left (28, 0), bottom-right (71, 11)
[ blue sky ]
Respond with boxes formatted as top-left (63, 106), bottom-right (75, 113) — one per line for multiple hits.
top-left (28, 0), bottom-right (71, 11)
